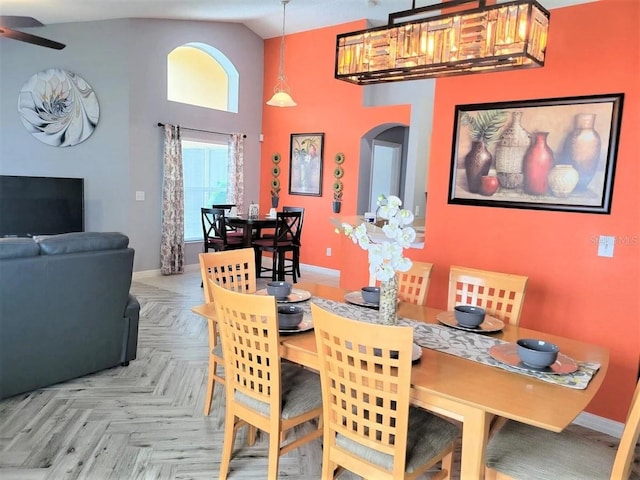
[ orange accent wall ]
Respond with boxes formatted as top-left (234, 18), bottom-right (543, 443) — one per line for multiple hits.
top-left (261, 21), bottom-right (410, 272)
top-left (262, 1), bottom-right (639, 422)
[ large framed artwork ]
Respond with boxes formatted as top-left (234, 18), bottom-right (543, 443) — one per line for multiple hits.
top-left (448, 93), bottom-right (624, 214)
top-left (289, 133), bottom-right (324, 196)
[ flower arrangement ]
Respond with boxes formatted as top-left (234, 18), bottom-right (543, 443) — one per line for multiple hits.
top-left (339, 194), bottom-right (416, 282)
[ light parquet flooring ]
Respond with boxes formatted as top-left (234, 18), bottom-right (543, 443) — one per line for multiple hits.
top-left (1, 269), bottom-right (638, 480)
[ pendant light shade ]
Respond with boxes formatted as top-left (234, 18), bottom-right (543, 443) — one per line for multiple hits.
top-left (267, 0), bottom-right (296, 107)
top-left (335, 0), bottom-right (550, 85)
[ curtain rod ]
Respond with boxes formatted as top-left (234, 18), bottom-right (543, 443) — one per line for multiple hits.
top-left (156, 122), bottom-right (246, 138)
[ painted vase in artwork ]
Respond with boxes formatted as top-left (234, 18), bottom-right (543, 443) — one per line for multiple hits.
top-left (464, 141), bottom-right (493, 194)
top-left (495, 111), bottom-right (530, 189)
top-left (566, 113), bottom-right (601, 191)
top-left (548, 164), bottom-right (580, 197)
top-left (523, 132), bottom-right (554, 195)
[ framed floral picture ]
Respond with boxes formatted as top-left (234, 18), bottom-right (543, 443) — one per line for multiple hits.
top-left (289, 133), bottom-right (324, 196)
top-left (448, 93), bottom-right (624, 214)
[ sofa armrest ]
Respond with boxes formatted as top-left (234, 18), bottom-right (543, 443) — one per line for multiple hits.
top-left (122, 293), bottom-right (141, 364)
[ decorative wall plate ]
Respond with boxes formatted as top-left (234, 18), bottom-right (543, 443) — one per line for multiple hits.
top-left (334, 152), bottom-right (345, 164)
top-left (18, 68), bottom-right (99, 147)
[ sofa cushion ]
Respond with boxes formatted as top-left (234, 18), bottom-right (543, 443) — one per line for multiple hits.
top-left (0, 238), bottom-right (40, 259)
top-left (37, 232), bottom-right (129, 255)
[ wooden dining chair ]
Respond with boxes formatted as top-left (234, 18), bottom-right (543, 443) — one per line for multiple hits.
top-left (212, 203), bottom-right (243, 239)
top-left (485, 378), bottom-right (640, 480)
top-left (397, 261), bottom-right (434, 306)
top-left (252, 210), bottom-right (302, 282)
top-left (282, 206), bottom-right (305, 277)
top-left (311, 303), bottom-right (460, 480)
top-left (447, 265), bottom-right (528, 326)
top-left (211, 282), bottom-right (323, 479)
top-left (201, 207), bottom-right (244, 253)
top-left (198, 248), bottom-right (256, 415)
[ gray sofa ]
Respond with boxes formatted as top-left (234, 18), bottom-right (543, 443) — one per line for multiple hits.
top-left (0, 232), bottom-right (140, 399)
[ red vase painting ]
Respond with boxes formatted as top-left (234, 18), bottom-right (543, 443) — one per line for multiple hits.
top-left (523, 132), bottom-right (554, 195)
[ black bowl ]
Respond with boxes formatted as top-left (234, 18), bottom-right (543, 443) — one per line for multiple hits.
top-left (277, 305), bottom-right (304, 329)
top-left (516, 339), bottom-right (559, 368)
top-left (454, 305), bottom-right (486, 328)
top-left (361, 286), bottom-right (380, 304)
top-left (266, 281), bottom-right (292, 300)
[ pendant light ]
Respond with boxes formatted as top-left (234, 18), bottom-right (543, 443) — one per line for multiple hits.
top-left (267, 0), bottom-right (297, 107)
top-left (335, 0), bottom-right (550, 85)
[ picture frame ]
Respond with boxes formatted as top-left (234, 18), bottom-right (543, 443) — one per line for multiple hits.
top-left (289, 133), bottom-right (324, 196)
top-left (448, 93), bottom-right (624, 214)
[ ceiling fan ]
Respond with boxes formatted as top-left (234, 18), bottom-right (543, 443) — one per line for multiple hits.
top-left (0, 16), bottom-right (66, 50)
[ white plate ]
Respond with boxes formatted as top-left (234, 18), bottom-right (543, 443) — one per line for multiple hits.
top-left (489, 343), bottom-right (578, 374)
top-left (279, 315), bottom-right (314, 334)
top-left (256, 288), bottom-right (311, 303)
top-left (344, 291), bottom-right (379, 309)
top-left (436, 311), bottom-right (504, 333)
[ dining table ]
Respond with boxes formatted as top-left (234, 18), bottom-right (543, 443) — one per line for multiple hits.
top-left (225, 215), bottom-right (277, 247)
top-left (191, 281), bottom-right (609, 480)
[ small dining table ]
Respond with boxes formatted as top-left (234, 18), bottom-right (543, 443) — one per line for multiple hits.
top-left (191, 281), bottom-right (609, 480)
top-left (225, 215), bottom-right (277, 247)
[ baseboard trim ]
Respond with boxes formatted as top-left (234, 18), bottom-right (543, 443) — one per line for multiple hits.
top-left (573, 411), bottom-right (624, 438)
top-left (132, 264), bottom-right (200, 280)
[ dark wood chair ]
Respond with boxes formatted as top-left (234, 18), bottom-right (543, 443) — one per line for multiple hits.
top-left (211, 204), bottom-right (243, 239)
top-left (282, 206), bottom-right (304, 277)
top-left (201, 207), bottom-right (244, 253)
top-left (252, 211), bottom-right (302, 282)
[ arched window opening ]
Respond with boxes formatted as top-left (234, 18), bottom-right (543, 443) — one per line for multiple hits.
top-left (167, 42), bottom-right (239, 113)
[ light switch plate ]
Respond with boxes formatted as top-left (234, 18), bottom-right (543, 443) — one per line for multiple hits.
top-left (597, 235), bottom-right (615, 257)
top-left (135, 191), bottom-right (145, 201)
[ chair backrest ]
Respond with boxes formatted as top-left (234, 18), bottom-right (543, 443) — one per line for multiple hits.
top-left (283, 206), bottom-right (305, 244)
top-left (397, 261), bottom-right (434, 306)
top-left (199, 248), bottom-right (256, 303)
top-left (211, 282), bottom-right (283, 416)
top-left (311, 303), bottom-right (415, 478)
top-left (611, 378), bottom-right (640, 479)
top-left (201, 207), bottom-right (229, 246)
top-left (448, 265), bottom-right (528, 326)
top-left (274, 211), bottom-right (302, 245)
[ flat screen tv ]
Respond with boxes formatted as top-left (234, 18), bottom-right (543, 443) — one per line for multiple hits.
top-left (0, 175), bottom-right (85, 237)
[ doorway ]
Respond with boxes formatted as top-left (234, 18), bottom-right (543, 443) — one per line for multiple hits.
top-left (370, 140), bottom-right (402, 211)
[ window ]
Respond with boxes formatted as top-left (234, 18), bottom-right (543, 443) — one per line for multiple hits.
top-left (183, 138), bottom-right (230, 242)
top-left (167, 42), bottom-right (239, 113)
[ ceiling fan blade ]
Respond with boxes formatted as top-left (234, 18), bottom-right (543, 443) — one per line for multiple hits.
top-left (0, 16), bottom-right (44, 28)
top-left (0, 27), bottom-right (65, 50)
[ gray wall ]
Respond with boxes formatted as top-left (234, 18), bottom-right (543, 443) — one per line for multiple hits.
top-left (0, 18), bottom-right (264, 272)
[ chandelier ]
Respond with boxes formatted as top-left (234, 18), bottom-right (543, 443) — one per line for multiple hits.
top-left (335, 0), bottom-right (550, 85)
top-left (267, 0), bottom-right (296, 107)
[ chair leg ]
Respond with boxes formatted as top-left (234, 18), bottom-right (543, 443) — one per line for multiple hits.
top-left (267, 425), bottom-right (281, 480)
top-left (203, 355), bottom-right (217, 415)
top-left (219, 413), bottom-right (238, 480)
top-left (272, 252), bottom-right (278, 281)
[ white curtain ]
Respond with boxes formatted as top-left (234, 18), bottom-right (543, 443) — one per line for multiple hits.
top-left (228, 133), bottom-right (245, 214)
top-left (160, 124), bottom-right (184, 275)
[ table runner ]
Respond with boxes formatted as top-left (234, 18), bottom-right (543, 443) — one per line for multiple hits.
top-left (299, 297), bottom-right (600, 390)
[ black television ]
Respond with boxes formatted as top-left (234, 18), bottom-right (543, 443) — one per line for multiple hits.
top-left (0, 175), bottom-right (85, 237)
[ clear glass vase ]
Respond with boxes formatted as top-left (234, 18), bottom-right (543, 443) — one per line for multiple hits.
top-left (379, 274), bottom-right (398, 326)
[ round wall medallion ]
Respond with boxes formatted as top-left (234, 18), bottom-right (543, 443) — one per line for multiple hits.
top-left (272, 153), bottom-right (281, 164)
top-left (332, 180), bottom-right (343, 192)
top-left (335, 152), bottom-right (345, 164)
top-left (18, 68), bottom-right (99, 147)
top-left (333, 166), bottom-right (344, 179)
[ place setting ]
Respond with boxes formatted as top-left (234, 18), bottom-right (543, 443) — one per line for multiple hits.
top-left (436, 305), bottom-right (505, 333)
top-left (255, 281), bottom-right (314, 334)
top-left (255, 281), bottom-right (312, 303)
top-left (344, 286), bottom-right (381, 309)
